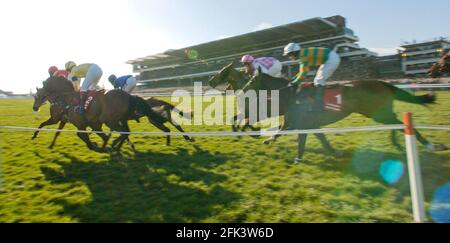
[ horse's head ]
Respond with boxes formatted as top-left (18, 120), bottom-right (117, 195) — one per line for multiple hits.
top-left (33, 86), bottom-right (49, 111)
top-left (208, 62), bottom-right (242, 88)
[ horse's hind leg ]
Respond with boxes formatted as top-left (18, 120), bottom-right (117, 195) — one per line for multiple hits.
top-left (390, 130), bottom-right (402, 150)
top-left (147, 119), bottom-right (171, 146)
top-left (76, 128), bottom-right (100, 152)
top-left (106, 122), bottom-right (126, 151)
top-left (372, 109), bottom-right (404, 150)
top-left (126, 137), bottom-right (136, 152)
top-left (49, 121), bottom-right (67, 149)
top-left (169, 118), bottom-right (194, 142)
top-left (90, 122), bottom-right (111, 150)
top-left (314, 133), bottom-right (338, 155)
top-left (415, 129), bottom-right (448, 151)
top-left (115, 121), bottom-right (131, 151)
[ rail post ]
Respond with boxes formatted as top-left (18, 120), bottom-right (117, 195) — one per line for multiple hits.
top-left (403, 112), bottom-right (426, 223)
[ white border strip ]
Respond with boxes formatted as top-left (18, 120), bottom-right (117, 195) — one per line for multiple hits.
top-left (415, 125), bottom-right (450, 131)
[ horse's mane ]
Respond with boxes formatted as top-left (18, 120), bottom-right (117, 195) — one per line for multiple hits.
top-left (43, 76), bottom-right (75, 93)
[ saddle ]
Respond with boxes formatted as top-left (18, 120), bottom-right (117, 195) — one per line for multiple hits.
top-left (73, 89), bottom-right (106, 111)
top-left (295, 83), bottom-right (343, 112)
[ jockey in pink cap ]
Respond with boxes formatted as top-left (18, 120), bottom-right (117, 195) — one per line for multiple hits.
top-left (240, 54), bottom-right (283, 78)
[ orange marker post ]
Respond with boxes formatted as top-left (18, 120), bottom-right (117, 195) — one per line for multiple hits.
top-left (403, 112), bottom-right (426, 223)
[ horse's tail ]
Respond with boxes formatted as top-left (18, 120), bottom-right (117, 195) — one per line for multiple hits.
top-left (383, 82), bottom-right (436, 105)
top-left (129, 95), bottom-right (166, 123)
top-left (150, 98), bottom-right (193, 120)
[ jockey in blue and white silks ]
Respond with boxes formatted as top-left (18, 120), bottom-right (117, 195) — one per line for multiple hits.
top-left (108, 74), bottom-right (137, 93)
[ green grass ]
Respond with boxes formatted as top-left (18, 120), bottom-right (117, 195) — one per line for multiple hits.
top-left (0, 91), bottom-right (449, 222)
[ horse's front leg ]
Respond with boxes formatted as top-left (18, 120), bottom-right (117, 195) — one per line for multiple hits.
top-left (49, 121), bottom-right (67, 149)
top-left (314, 133), bottom-right (343, 157)
top-left (295, 134), bottom-right (308, 164)
top-left (32, 116), bottom-right (59, 140)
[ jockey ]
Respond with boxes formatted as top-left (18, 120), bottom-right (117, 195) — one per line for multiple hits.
top-left (240, 54), bottom-right (283, 78)
top-left (48, 66), bottom-right (69, 78)
top-left (65, 61), bottom-right (103, 114)
top-left (108, 74), bottom-right (137, 93)
top-left (283, 43), bottom-right (341, 109)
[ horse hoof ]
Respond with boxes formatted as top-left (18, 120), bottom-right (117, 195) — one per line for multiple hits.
top-left (433, 144), bottom-right (449, 151)
top-left (427, 143), bottom-right (449, 152)
top-left (293, 158), bottom-right (303, 165)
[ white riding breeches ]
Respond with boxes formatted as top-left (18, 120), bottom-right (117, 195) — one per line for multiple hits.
top-left (123, 77), bottom-right (137, 93)
top-left (254, 60), bottom-right (283, 78)
top-left (80, 64), bottom-right (103, 92)
top-left (314, 51), bottom-right (341, 86)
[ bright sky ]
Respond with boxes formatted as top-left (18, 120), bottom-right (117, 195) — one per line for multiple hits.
top-left (1, 0), bottom-right (449, 94)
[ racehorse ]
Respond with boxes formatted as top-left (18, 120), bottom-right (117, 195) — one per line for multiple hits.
top-left (32, 93), bottom-right (194, 148)
top-left (32, 76), bottom-right (167, 152)
top-left (208, 63), bottom-right (294, 133)
top-left (244, 72), bottom-right (448, 162)
top-left (428, 51), bottom-right (450, 78)
top-left (208, 63), bottom-right (338, 153)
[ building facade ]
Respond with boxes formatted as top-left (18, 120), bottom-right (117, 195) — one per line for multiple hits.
top-left (128, 15), bottom-right (377, 89)
top-left (400, 38), bottom-right (450, 76)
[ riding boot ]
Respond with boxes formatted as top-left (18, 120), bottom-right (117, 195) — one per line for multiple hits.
top-left (314, 85), bottom-right (325, 111)
top-left (76, 92), bottom-right (87, 114)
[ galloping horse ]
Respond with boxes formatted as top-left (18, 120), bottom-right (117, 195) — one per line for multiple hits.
top-left (33, 76), bottom-right (166, 152)
top-left (208, 63), bottom-right (262, 133)
top-left (429, 51), bottom-right (450, 78)
top-left (208, 63), bottom-right (341, 154)
top-left (244, 72), bottom-right (448, 162)
top-left (32, 92), bottom-right (194, 148)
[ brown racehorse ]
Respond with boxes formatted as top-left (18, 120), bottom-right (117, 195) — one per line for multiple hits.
top-left (208, 63), bottom-right (339, 153)
top-left (32, 94), bottom-right (194, 148)
top-left (208, 63), bottom-right (259, 133)
top-left (429, 51), bottom-right (450, 77)
top-left (244, 72), bottom-right (448, 162)
top-left (33, 76), bottom-right (167, 152)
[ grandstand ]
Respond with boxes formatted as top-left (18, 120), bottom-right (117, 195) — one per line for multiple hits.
top-left (400, 37), bottom-right (450, 76)
top-left (128, 15), bottom-right (377, 90)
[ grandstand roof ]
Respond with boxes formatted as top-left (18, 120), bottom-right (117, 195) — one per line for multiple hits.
top-left (127, 16), bottom-right (344, 66)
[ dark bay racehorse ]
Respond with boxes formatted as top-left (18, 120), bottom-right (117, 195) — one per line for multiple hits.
top-left (32, 76), bottom-right (168, 152)
top-left (208, 63), bottom-right (261, 133)
top-left (208, 63), bottom-right (338, 153)
top-left (245, 72), bottom-right (448, 162)
top-left (429, 51), bottom-right (450, 77)
top-left (32, 93), bottom-right (193, 148)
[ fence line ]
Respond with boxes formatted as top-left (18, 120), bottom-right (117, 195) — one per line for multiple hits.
top-left (1, 115), bottom-right (449, 223)
top-left (0, 124), bottom-right (410, 136)
top-left (136, 83), bottom-right (450, 97)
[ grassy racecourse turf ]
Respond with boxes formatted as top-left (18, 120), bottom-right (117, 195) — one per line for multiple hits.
top-left (0, 91), bottom-right (449, 222)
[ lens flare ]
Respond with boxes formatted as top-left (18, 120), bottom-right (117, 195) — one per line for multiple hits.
top-left (185, 49), bottom-right (199, 60)
top-left (379, 160), bottom-right (404, 185)
top-left (430, 182), bottom-right (450, 223)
